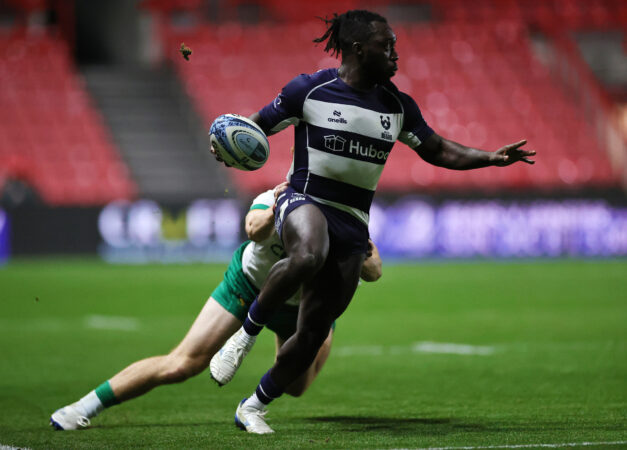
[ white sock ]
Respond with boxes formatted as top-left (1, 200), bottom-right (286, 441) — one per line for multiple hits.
top-left (74, 390), bottom-right (104, 418)
top-left (245, 393), bottom-right (266, 411)
top-left (237, 328), bottom-right (257, 345)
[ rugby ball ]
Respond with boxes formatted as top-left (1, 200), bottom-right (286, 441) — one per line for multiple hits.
top-left (209, 114), bottom-right (270, 171)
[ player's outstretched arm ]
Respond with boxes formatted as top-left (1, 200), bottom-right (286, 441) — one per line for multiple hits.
top-left (414, 133), bottom-right (536, 170)
top-left (360, 239), bottom-right (382, 282)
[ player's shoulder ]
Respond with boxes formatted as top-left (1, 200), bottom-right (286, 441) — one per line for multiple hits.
top-left (381, 80), bottom-right (421, 110)
top-left (309, 67), bottom-right (339, 83)
top-left (381, 80), bottom-right (412, 102)
top-left (287, 68), bottom-right (339, 93)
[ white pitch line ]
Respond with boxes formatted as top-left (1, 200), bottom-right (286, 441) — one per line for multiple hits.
top-left (413, 341), bottom-right (496, 355)
top-left (84, 315), bottom-right (139, 331)
top-left (334, 341), bottom-right (497, 357)
top-left (404, 440), bottom-right (627, 450)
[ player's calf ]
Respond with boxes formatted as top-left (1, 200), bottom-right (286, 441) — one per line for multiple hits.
top-left (160, 354), bottom-right (208, 384)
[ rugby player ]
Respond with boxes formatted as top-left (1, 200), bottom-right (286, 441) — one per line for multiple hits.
top-left (209, 10), bottom-right (535, 434)
top-left (49, 182), bottom-right (382, 430)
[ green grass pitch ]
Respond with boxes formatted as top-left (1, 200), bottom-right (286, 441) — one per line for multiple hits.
top-left (0, 258), bottom-right (625, 449)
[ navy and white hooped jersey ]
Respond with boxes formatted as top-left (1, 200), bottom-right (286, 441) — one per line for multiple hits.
top-left (257, 68), bottom-right (434, 225)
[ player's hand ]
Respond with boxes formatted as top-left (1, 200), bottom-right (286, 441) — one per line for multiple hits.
top-left (273, 181), bottom-right (289, 200)
top-left (365, 239), bottom-right (374, 259)
top-left (491, 140), bottom-right (535, 166)
top-left (272, 181), bottom-right (289, 212)
top-left (209, 142), bottom-right (231, 167)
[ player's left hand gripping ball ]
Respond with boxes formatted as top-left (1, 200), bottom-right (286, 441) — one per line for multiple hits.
top-left (209, 114), bottom-right (270, 171)
top-left (179, 43), bottom-right (192, 61)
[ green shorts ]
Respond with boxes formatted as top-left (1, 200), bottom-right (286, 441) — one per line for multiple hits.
top-left (211, 241), bottom-right (299, 341)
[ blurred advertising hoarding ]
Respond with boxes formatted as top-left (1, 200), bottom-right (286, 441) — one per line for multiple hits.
top-left (97, 199), bottom-right (242, 263)
top-left (369, 198), bottom-right (627, 259)
top-left (0, 209), bottom-right (9, 264)
top-left (95, 197), bottom-right (627, 262)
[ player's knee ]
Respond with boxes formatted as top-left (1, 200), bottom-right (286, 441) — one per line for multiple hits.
top-left (290, 251), bottom-right (325, 277)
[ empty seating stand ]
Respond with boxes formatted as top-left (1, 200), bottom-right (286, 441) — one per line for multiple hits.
top-left (0, 30), bottom-right (136, 205)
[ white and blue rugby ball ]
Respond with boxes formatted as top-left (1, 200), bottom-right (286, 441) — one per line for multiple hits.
top-left (209, 114), bottom-right (270, 171)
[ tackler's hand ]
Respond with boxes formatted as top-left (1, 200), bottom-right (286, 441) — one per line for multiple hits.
top-left (272, 181), bottom-right (289, 212)
top-left (365, 239), bottom-right (374, 259)
top-left (273, 182), bottom-right (289, 200)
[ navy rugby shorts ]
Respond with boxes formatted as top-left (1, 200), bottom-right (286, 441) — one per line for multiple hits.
top-left (274, 186), bottom-right (369, 256)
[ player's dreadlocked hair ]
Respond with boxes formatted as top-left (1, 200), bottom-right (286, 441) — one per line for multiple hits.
top-left (313, 10), bottom-right (387, 58)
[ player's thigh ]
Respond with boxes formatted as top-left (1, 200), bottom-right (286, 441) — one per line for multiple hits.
top-left (299, 252), bottom-right (365, 328)
top-left (282, 204), bottom-right (329, 259)
top-left (172, 297), bottom-right (242, 360)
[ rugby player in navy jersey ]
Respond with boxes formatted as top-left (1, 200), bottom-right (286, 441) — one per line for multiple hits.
top-left (210, 10), bottom-right (535, 434)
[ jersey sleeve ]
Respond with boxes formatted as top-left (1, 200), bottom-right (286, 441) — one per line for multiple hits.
top-left (249, 190), bottom-right (275, 211)
top-left (397, 92), bottom-right (434, 149)
top-left (257, 74), bottom-right (312, 135)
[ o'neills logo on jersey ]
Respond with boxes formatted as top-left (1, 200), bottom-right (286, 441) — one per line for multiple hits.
top-left (349, 140), bottom-right (390, 161)
top-left (328, 110), bottom-right (347, 124)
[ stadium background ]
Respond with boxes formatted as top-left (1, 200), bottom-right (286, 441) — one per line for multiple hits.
top-left (0, 1), bottom-right (626, 449)
top-left (0, 0), bottom-right (625, 262)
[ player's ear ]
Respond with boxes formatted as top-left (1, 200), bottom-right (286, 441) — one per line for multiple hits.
top-left (352, 41), bottom-right (363, 56)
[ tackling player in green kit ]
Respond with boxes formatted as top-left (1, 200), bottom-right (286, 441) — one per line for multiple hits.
top-left (49, 182), bottom-right (382, 430)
